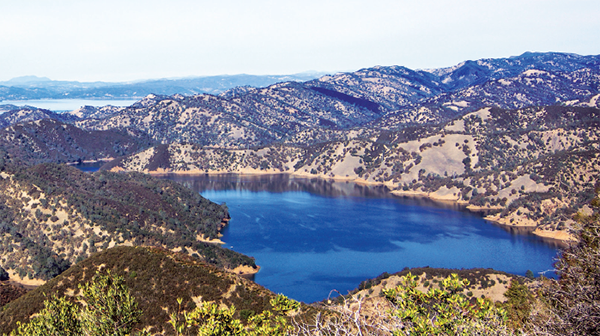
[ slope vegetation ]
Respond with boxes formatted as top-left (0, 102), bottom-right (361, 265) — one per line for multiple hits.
top-left (0, 118), bottom-right (155, 165)
top-left (0, 163), bottom-right (256, 284)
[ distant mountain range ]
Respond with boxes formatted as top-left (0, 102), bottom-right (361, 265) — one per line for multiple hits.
top-left (0, 72), bottom-right (328, 100)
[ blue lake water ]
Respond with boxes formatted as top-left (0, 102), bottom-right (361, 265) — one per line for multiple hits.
top-left (165, 174), bottom-right (560, 303)
top-left (0, 98), bottom-right (138, 111)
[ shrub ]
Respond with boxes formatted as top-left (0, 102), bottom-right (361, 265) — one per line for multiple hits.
top-left (168, 294), bottom-right (299, 336)
top-left (383, 273), bottom-right (512, 335)
top-left (9, 270), bottom-right (142, 336)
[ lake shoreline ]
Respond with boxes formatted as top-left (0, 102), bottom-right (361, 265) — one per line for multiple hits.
top-left (140, 168), bottom-right (574, 244)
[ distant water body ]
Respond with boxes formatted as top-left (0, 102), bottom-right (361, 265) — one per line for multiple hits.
top-left (162, 174), bottom-right (560, 303)
top-left (1, 98), bottom-right (138, 111)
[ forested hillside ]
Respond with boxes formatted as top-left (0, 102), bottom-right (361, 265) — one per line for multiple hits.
top-left (0, 118), bottom-right (155, 165)
top-left (0, 163), bottom-right (256, 283)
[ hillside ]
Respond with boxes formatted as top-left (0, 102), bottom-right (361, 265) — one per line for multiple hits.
top-left (349, 267), bottom-right (524, 301)
top-left (0, 118), bottom-right (156, 165)
top-left (73, 87), bottom-right (380, 147)
top-left (0, 246), bottom-right (308, 335)
top-left (106, 103), bottom-right (600, 241)
top-left (0, 108), bottom-right (76, 129)
top-left (374, 68), bottom-right (600, 129)
top-left (68, 53), bottom-right (600, 148)
top-left (0, 163), bottom-right (257, 285)
top-left (0, 282), bottom-right (27, 308)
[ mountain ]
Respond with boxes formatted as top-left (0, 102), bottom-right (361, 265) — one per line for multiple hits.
top-left (3, 52), bottom-right (599, 149)
top-left (0, 86), bottom-right (54, 101)
top-left (0, 104), bottom-right (35, 114)
top-left (307, 52), bottom-right (600, 127)
top-left (70, 52), bottom-right (600, 147)
top-left (0, 163), bottom-right (258, 285)
top-left (73, 85), bottom-right (381, 147)
top-left (0, 118), bottom-right (155, 165)
top-left (0, 73), bottom-right (327, 101)
top-left (64, 105), bottom-right (126, 120)
top-left (2, 76), bottom-right (52, 84)
top-left (424, 52), bottom-right (600, 89)
top-left (374, 67), bottom-right (600, 128)
top-left (0, 108), bottom-right (70, 129)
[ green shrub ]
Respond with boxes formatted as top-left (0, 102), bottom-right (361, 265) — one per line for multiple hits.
top-left (9, 270), bottom-right (142, 336)
top-left (383, 273), bottom-right (512, 335)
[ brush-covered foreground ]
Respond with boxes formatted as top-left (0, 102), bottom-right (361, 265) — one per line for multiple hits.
top-left (0, 246), bottom-right (311, 335)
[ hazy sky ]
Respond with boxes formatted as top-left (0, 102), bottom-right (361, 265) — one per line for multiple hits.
top-left (1, 0), bottom-right (599, 82)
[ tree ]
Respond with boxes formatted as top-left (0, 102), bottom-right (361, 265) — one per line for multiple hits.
top-left (525, 269), bottom-right (535, 279)
top-left (0, 266), bottom-right (9, 281)
top-left (502, 279), bottom-right (534, 330)
top-left (10, 295), bottom-right (81, 336)
top-left (79, 270), bottom-right (143, 336)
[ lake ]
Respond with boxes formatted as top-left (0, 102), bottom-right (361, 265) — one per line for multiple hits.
top-left (163, 173), bottom-right (560, 303)
top-left (0, 98), bottom-right (139, 111)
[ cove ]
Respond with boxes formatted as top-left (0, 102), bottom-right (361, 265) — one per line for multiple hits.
top-left (164, 173), bottom-right (559, 303)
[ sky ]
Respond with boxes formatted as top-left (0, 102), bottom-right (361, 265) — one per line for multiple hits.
top-left (1, 0), bottom-right (599, 82)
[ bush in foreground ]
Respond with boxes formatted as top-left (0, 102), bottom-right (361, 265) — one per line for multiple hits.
top-left (9, 270), bottom-right (142, 336)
